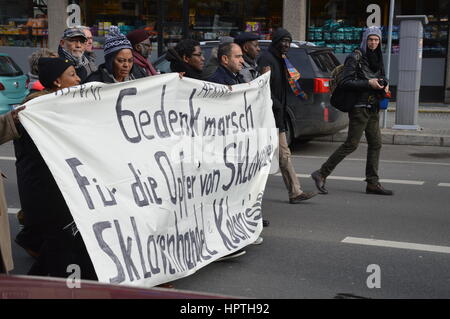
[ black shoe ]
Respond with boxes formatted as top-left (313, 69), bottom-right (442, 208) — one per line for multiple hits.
top-left (289, 191), bottom-right (317, 204)
top-left (263, 219), bottom-right (270, 227)
top-left (311, 170), bottom-right (328, 194)
top-left (366, 183), bottom-right (393, 195)
top-left (217, 249), bottom-right (246, 261)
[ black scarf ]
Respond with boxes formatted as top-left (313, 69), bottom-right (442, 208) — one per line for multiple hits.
top-left (366, 49), bottom-right (382, 73)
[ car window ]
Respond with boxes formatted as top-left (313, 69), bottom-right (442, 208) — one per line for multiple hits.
top-left (154, 58), bottom-right (172, 74)
top-left (284, 48), bottom-right (315, 78)
top-left (0, 56), bottom-right (23, 76)
top-left (310, 52), bottom-right (340, 73)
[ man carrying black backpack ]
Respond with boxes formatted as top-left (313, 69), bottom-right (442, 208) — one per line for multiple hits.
top-left (311, 26), bottom-right (393, 196)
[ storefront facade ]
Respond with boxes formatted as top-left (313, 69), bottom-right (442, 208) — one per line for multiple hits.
top-left (306, 0), bottom-right (450, 102)
top-left (1, 0), bottom-right (449, 102)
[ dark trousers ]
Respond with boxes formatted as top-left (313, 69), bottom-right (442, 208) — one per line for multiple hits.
top-left (319, 107), bottom-right (382, 184)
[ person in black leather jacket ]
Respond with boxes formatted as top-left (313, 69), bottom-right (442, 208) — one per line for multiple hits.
top-left (311, 26), bottom-right (393, 196)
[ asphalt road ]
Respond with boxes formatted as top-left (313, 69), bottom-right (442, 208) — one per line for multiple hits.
top-left (2, 140), bottom-right (450, 299)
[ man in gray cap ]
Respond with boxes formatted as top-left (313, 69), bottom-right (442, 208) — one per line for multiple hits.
top-left (58, 27), bottom-right (96, 82)
top-left (234, 32), bottom-right (261, 83)
top-left (311, 26), bottom-right (392, 196)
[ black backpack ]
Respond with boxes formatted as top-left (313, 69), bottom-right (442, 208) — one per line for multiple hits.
top-left (330, 49), bottom-right (362, 112)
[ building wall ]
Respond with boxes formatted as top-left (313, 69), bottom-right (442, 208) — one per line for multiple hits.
top-left (47, 0), bottom-right (68, 50)
top-left (282, 0), bottom-right (307, 40)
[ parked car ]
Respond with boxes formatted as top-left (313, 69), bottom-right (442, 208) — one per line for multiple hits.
top-left (0, 53), bottom-right (29, 115)
top-left (152, 40), bottom-right (348, 145)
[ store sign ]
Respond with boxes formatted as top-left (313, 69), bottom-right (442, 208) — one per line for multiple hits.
top-left (18, 73), bottom-right (277, 287)
top-left (66, 4), bottom-right (81, 28)
top-left (366, 4), bottom-right (381, 27)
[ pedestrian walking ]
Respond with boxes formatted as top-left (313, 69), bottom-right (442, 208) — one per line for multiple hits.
top-left (165, 39), bottom-right (205, 79)
top-left (0, 106), bottom-right (25, 274)
top-left (126, 28), bottom-right (159, 77)
top-left (14, 57), bottom-right (97, 279)
top-left (84, 26), bottom-right (142, 83)
top-left (258, 28), bottom-right (317, 204)
top-left (58, 27), bottom-right (95, 82)
top-left (311, 26), bottom-right (393, 196)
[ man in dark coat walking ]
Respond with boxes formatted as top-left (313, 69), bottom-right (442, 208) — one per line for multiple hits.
top-left (258, 28), bottom-right (316, 204)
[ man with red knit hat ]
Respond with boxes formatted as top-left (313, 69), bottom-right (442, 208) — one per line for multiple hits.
top-left (126, 28), bottom-right (158, 77)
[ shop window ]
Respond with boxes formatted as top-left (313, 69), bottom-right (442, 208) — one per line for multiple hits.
top-left (308, 0), bottom-right (449, 57)
top-left (0, 0), bottom-right (48, 47)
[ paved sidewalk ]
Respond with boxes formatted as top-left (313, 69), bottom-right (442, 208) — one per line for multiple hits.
top-left (317, 103), bottom-right (450, 147)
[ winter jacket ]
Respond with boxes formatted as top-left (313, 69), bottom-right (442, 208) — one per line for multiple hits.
top-left (240, 54), bottom-right (259, 83)
top-left (165, 48), bottom-right (203, 80)
top-left (14, 91), bottom-right (74, 237)
top-left (340, 50), bottom-right (386, 107)
top-left (13, 91), bottom-right (97, 279)
top-left (207, 65), bottom-right (245, 86)
top-left (83, 63), bottom-right (141, 84)
top-left (257, 46), bottom-right (290, 131)
top-left (132, 50), bottom-right (158, 76)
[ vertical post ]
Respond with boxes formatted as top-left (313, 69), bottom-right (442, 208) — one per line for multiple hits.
top-left (157, 0), bottom-right (164, 57)
top-left (393, 15), bottom-right (428, 130)
top-left (282, 0), bottom-right (307, 41)
top-left (182, 0), bottom-right (190, 39)
top-left (47, 0), bottom-right (69, 50)
top-left (383, 0), bottom-right (395, 128)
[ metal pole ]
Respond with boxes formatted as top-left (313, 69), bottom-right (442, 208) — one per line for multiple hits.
top-left (182, 0), bottom-right (190, 39)
top-left (157, 0), bottom-right (164, 57)
top-left (383, 0), bottom-right (395, 128)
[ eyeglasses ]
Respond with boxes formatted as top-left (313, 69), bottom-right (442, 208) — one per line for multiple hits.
top-left (191, 53), bottom-right (203, 57)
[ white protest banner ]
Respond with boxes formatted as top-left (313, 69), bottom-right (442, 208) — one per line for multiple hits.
top-left (19, 72), bottom-right (278, 287)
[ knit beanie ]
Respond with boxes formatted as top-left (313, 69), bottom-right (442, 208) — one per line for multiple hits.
top-left (360, 26), bottom-right (383, 54)
top-left (126, 29), bottom-right (149, 46)
top-left (38, 57), bottom-right (74, 89)
top-left (103, 26), bottom-right (133, 57)
top-left (271, 28), bottom-right (292, 46)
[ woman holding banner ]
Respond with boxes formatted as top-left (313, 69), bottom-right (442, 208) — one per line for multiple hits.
top-left (14, 57), bottom-right (98, 280)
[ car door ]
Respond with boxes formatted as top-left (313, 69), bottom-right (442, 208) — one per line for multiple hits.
top-left (0, 56), bottom-right (28, 101)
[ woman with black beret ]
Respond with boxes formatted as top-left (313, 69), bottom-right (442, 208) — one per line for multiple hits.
top-left (14, 57), bottom-right (98, 280)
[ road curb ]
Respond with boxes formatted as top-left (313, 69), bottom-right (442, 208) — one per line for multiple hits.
top-left (315, 130), bottom-right (450, 147)
top-left (386, 108), bottom-right (450, 114)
